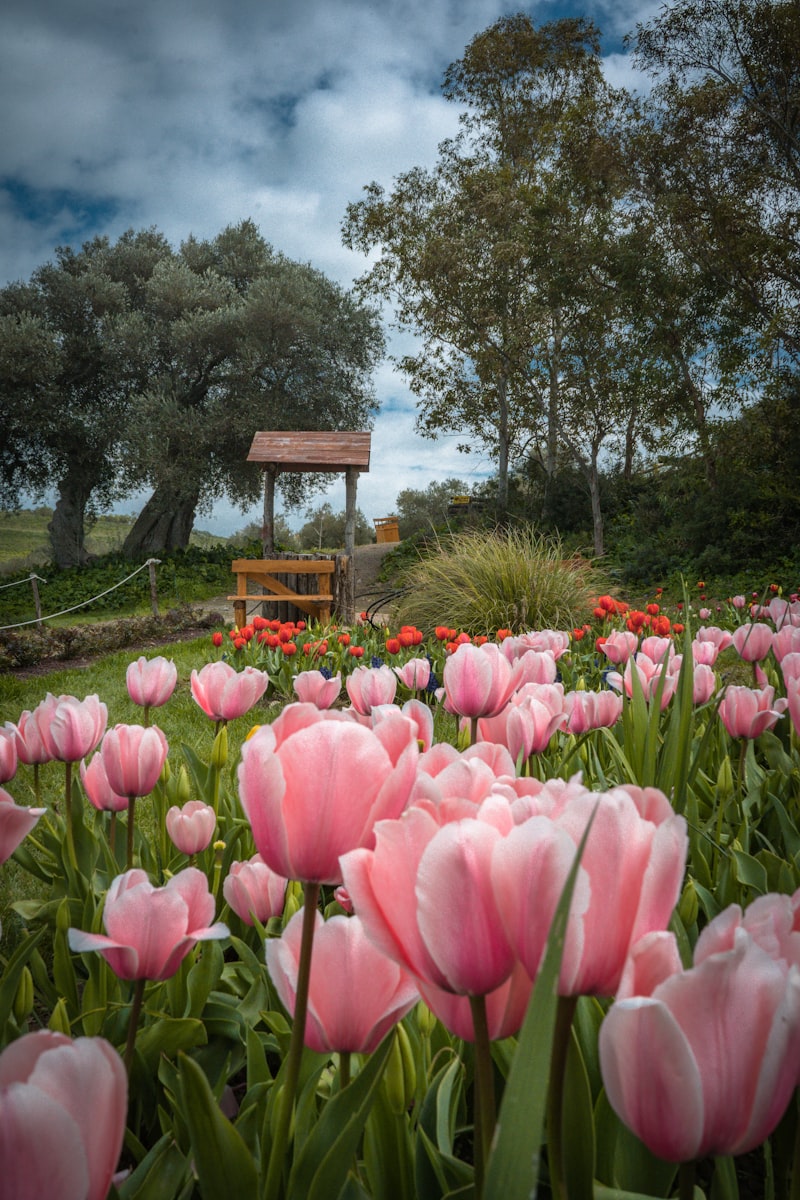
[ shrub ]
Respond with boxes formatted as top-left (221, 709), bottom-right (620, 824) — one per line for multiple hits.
top-left (392, 525), bottom-right (606, 635)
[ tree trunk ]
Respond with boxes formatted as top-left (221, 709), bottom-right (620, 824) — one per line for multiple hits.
top-left (496, 375), bottom-right (510, 521)
top-left (588, 459), bottom-right (604, 558)
top-left (122, 483), bottom-right (199, 558)
top-left (48, 469), bottom-right (93, 567)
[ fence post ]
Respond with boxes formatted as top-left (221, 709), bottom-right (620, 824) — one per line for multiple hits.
top-left (29, 574), bottom-right (44, 627)
top-left (147, 559), bottom-right (161, 617)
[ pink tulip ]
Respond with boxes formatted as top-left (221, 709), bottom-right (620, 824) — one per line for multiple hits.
top-left (501, 630), bottom-right (569, 661)
top-left (46, 694), bottom-right (108, 763)
top-left (392, 657), bottom-right (432, 692)
top-left (80, 754), bottom-right (129, 813)
top-left (190, 661), bottom-right (268, 721)
top-left (692, 663), bottom-right (717, 705)
top-left (691, 638), bottom-right (720, 667)
top-left (100, 724), bottom-right (168, 798)
top-left (775, 626), bottom-right (800, 663)
top-left (238, 703), bottom-right (418, 884)
top-left (600, 630), bottom-right (639, 665)
top-left (417, 961), bottom-right (533, 1042)
top-left (11, 706), bottom-right (54, 766)
top-left (732, 622), bottom-right (774, 663)
top-left (639, 635), bottom-right (674, 664)
top-left (479, 690), bottom-right (566, 760)
top-left (512, 651), bottom-right (558, 687)
top-left (0, 1030), bottom-right (127, 1200)
top-left (292, 669), bottom-right (342, 708)
top-left (443, 642), bottom-right (522, 720)
top-left (599, 926), bottom-right (800, 1162)
top-left (731, 594), bottom-right (747, 609)
top-left (563, 690), bottom-right (623, 734)
top-left (267, 911), bottom-right (419, 1053)
top-left (719, 685), bottom-right (787, 740)
top-left (68, 867), bottom-right (228, 981)
top-left (166, 799), bottom-right (216, 855)
top-left (696, 625), bottom-right (734, 653)
top-left (698, 607), bottom-right (711, 620)
top-left (345, 664), bottom-right (398, 714)
top-left (341, 804), bottom-right (517, 997)
top-left (607, 653), bottom-right (679, 710)
top-left (126, 655), bottom-right (178, 709)
top-left (0, 787), bottom-right (45, 865)
top-left (223, 854), bottom-right (288, 925)
top-left (0, 723), bottom-right (18, 783)
top-left (494, 785), bottom-right (687, 997)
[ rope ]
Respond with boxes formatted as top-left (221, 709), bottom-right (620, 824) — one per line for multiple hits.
top-left (0, 573), bottom-right (47, 591)
top-left (0, 559), bottom-right (161, 632)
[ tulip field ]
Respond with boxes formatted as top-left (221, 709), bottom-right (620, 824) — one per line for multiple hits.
top-left (3, 583), bottom-right (800, 1200)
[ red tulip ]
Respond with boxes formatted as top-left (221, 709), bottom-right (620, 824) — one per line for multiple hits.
top-left (190, 661), bottom-right (268, 721)
top-left (223, 854), bottom-right (288, 925)
top-left (0, 787), bottom-right (45, 865)
top-left (126, 655), bottom-right (178, 709)
top-left (0, 1031), bottom-right (127, 1200)
top-left (69, 867), bottom-right (228, 981)
top-left (267, 911), bottom-right (419, 1053)
top-left (100, 724), bottom-right (168, 798)
top-left (166, 799), bottom-right (216, 855)
top-left (237, 704), bottom-right (418, 884)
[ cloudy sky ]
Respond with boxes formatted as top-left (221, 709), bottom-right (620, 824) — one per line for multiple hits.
top-left (1, 0), bottom-right (656, 535)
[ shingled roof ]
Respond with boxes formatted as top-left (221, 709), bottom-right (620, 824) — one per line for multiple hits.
top-left (246, 431), bottom-right (371, 472)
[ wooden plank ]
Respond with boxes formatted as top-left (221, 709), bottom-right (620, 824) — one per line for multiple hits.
top-left (246, 431), bottom-right (371, 471)
top-left (231, 559), bottom-right (335, 574)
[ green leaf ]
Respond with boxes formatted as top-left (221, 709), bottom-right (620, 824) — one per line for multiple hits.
top-left (136, 1016), bottom-right (207, 1073)
top-left (287, 1036), bottom-right (393, 1200)
top-left (184, 940), bottom-right (225, 1018)
top-left (116, 1133), bottom-right (191, 1200)
top-left (0, 927), bottom-right (46, 1034)
top-left (731, 848), bottom-right (768, 894)
top-left (178, 1051), bottom-right (258, 1200)
top-left (561, 1026), bottom-right (595, 1200)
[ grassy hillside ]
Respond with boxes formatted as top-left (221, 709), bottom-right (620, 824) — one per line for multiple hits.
top-left (0, 508), bottom-right (225, 572)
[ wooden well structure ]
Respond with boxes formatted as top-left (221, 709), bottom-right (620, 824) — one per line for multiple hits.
top-left (245, 431), bottom-right (372, 623)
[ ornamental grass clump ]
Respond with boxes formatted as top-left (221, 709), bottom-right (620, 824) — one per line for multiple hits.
top-left (393, 526), bottom-right (603, 635)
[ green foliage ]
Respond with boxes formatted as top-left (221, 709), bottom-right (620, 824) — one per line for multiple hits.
top-left (394, 479), bottom-right (469, 540)
top-left (393, 525), bottom-right (605, 634)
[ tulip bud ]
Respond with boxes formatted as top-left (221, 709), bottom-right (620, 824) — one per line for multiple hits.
top-left (282, 881), bottom-right (303, 926)
top-left (716, 754), bottom-right (734, 800)
top-left (13, 966), bottom-right (34, 1024)
top-left (677, 878), bottom-right (699, 929)
top-left (211, 725), bottom-right (228, 770)
top-left (48, 997), bottom-right (71, 1035)
top-left (415, 1001), bottom-right (437, 1039)
top-left (383, 1022), bottom-right (416, 1115)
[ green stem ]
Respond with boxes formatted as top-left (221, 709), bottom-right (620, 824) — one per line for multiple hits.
top-left (64, 761), bottom-right (78, 871)
top-left (470, 716), bottom-right (479, 746)
top-left (264, 881), bottom-right (321, 1200)
top-left (339, 1051), bottom-right (351, 1091)
top-left (469, 993), bottom-right (495, 1200)
top-left (679, 1160), bottom-right (695, 1200)
top-left (124, 977), bottom-right (146, 1075)
top-left (789, 1090), bottom-right (800, 1200)
top-left (33, 762), bottom-right (41, 806)
top-left (126, 794), bottom-right (137, 871)
top-left (546, 994), bottom-right (578, 1200)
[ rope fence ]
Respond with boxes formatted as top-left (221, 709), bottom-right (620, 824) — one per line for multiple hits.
top-left (0, 559), bottom-right (161, 632)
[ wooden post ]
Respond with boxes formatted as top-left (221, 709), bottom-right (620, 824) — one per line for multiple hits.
top-left (343, 467), bottom-right (358, 624)
top-left (29, 574), bottom-right (43, 627)
top-left (147, 559), bottom-right (161, 617)
top-left (262, 465), bottom-right (277, 555)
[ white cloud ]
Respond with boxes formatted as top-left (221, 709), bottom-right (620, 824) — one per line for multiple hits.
top-left (0, 0), bottom-right (657, 529)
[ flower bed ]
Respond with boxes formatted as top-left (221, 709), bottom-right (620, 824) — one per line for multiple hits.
top-left (2, 580), bottom-right (800, 1199)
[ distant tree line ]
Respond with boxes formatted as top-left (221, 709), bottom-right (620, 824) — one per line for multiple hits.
top-left (0, 220), bottom-right (383, 566)
top-left (343, 1), bottom-right (800, 561)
